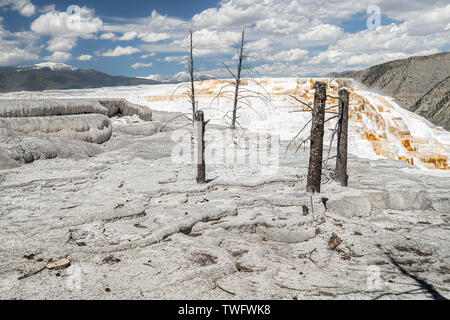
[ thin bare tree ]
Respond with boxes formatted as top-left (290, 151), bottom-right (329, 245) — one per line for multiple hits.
top-left (188, 29), bottom-right (196, 131)
top-left (230, 30), bottom-right (245, 129)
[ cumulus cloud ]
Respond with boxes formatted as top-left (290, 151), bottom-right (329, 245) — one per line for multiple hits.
top-left (0, 12), bottom-right (39, 65)
top-left (119, 31), bottom-right (138, 41)
top-left (131, 62), bottom-right (153, 69)
top-left (47, 37), bottom-right (77, 52)
top-left (140, 53), bottom-right (156, 59)
top-left (168, 29), bottom-right (242, 57)
top-left (101, 33), bottom-right (116, 40)
top-left (139, 32), bottom-right (170, 43)
top-left (31, 6), bottom-right (103, 38)
top-left (102, 46), bottom-right (141, 57)
top-left (44, 51), bottom-right (72, 62)
top-left (268, 48), bottom-right (308, 62)
top-left (164, 55), bottom-right (188, 64)
top-left (0, 0), bottom-right (36, 17)
top-left (297, 24), bottom-right (344, 46)
top-left (0, 47), bottom-right (38, 65)
top-left (403, 4), bottom-right (450, 36)
top-left (77, 54), bottom-right (92, 61)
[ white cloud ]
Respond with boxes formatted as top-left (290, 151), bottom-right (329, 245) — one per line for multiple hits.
top-left (140, 53), bottom-right (156, 59)
top-left (255, 18), bottom-right (308, 35)
top-left (246, 38), bottom-right (272, 52)
top-left (0, 47), bottom-right (38, 65)
top-left (297, 24), bottom-right (344, 46)
top-left (102, 46), bottom-right (141, 57)
top-left (146, 9), bottom-right (187, 31)
top-left (269, 48), bottom-right (308, 62)
top-left (44, 51), bottom-right (72, 62)
top-left (139, 32), bottom-right (170, 43)
top-left (31, 6), bottom-right (103, 38)
top-left (131, 62), bottom-right (153, 69)
top-left (164, 55), bottom-right (188, 64)
top-left (168, 29), bottom-right (242, 57)
top-left (77, 54), bottom-right (92, 61)
top-left (192, 0), bottom-right (261, 29)
top-left (403, 4), bottom-right (450, 36)
top-left (0, 13), bottom-right (40, 65)
top-left (0, 0), bottom-right (36, 17)
top-left (119, 31), bottom-right (138, 41)
top-left (47, 37), bottom-right (77, 52)
top-left (101, 32), bottom-right (116, 40)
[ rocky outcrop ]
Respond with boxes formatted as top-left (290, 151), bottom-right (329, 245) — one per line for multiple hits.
top-left (411, 77), bottom-right (450, 130)
top-left (0, 114), bottom-right (112, 144)
top-left (99, 99), bottom-right (152, 121)
top-left (0, 128), bottom-right (102, 169)
top-left (0, 98), bottom-right (153, 169)
top-left (0, 99), bottom-right (109, 117)
top-left (337, 52), bottom-right (450, 130)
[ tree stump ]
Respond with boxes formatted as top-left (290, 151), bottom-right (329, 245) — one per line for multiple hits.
top-left (307, 82), bottom-right (326, 193)
top-left (195, 110), bottom-right (206, 184)
top-left (336, 89), bottom-right (349, 187)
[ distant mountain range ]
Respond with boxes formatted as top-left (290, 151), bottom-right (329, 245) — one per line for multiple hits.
top-left (329, 52), bottom-right (450, 130)
top-left (140, 71), bottom-right (217, 83)
top-left (0, 63), bottom-right (159, 92)
top-left (0, 63), bottom-right (218, 93)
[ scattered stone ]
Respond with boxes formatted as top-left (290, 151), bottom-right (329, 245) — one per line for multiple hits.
top-left (114, 203), bottom-right (124, 209)
top-left (47, 258), bottom-right (71, 270)
top-left (102, 255), bottom-right (121, 265)
top-left (328, 233), bottom-right (342, 250)
top-left (302, 205), bottom-right (309, 216)
top-left (105, 288), bottom-right (111, 293)
top-left (23, 253), bottom-right (38, 260)
top-left (191, 253), bottom-right (217, 267)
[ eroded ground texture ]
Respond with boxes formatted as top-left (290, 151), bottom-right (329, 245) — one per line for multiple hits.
top-left (0, 115), bottom-right (449, 300)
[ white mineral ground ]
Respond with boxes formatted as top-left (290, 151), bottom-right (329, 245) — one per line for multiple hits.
top-left (0, 79), bottom-right (449, 300)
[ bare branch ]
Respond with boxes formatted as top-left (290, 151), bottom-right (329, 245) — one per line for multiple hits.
top-left (159, 113), bottom-right (193, 132)
top-left (284, 119), bottom-right (312, 158)
top-left (223, 63), bottom-right (237, 80)
top-left (325, 115), bottom-right (339, 122)
top-left (289, 95), bottom-right (313, 110)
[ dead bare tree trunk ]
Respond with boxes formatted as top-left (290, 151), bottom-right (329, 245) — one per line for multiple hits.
top-left (335, 88), bottom-right (349, 187)
top-left (231, 30), bottom-right (245, 130)
top-left (195, 110), bottom-right (206, 184)
top-left (307, 82), bottom-right (327, 193)
top-left (188, 29), bottom-right (196, 130)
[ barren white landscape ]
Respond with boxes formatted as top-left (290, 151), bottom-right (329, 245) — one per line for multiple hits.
top-left (0, 78), bottom-right (449, 300)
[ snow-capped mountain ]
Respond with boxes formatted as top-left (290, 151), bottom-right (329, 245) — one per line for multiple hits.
top-left (141, 72), bottom-right (216, 83)
top-left (18, 63), bottom-right (79, 72)
top-left (0, 64), bottom-right (159, 92)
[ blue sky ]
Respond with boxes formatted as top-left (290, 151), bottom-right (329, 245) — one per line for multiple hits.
top-left (0, 0), bottom-right (449, 77)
